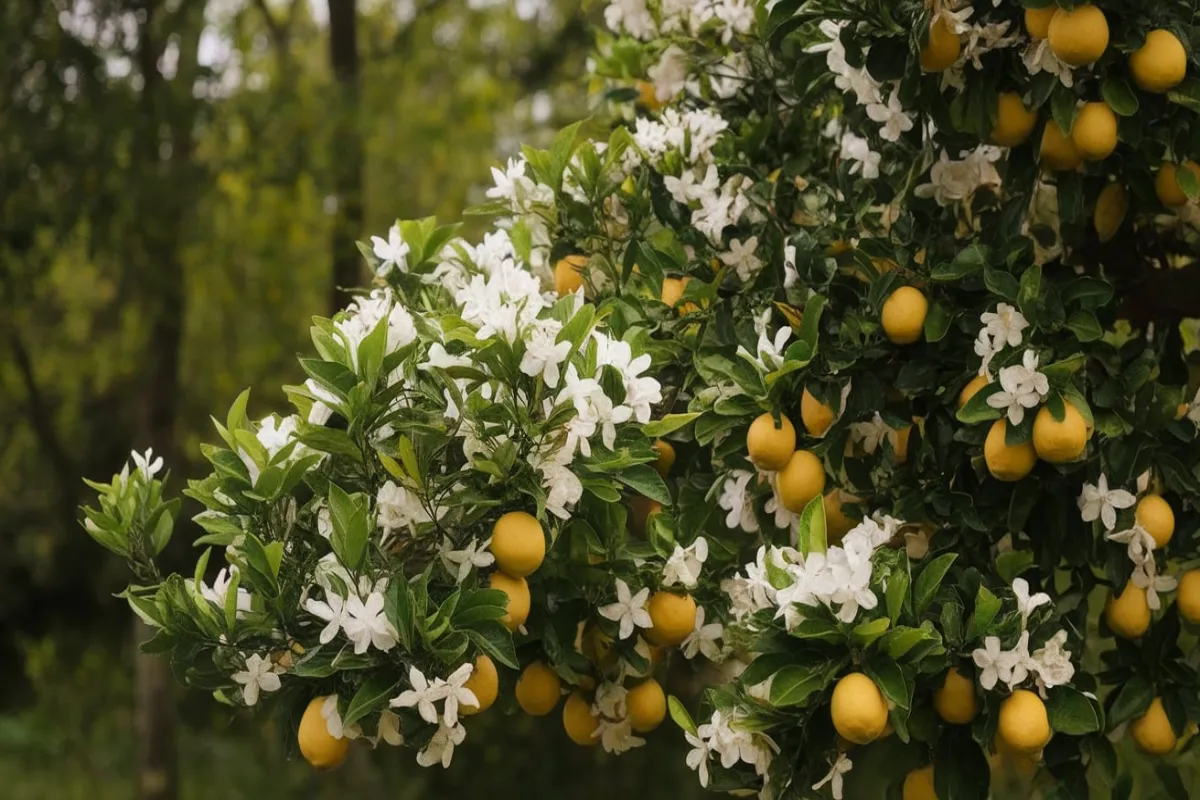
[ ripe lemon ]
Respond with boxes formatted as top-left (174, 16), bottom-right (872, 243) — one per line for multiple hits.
top-left (934, 667), bottom-right (979, 725)
top-left (958, 375), bottom-right (989, 409)
top-left (627, 679), bottom-right (667, 732)
top-left (662, 276), bottom-right (699, 312)
top-left (1070, 102), bottom-right (1118, 161)
top-left (1093, 182), bottom-right (1127, 243)
top-left (920, 16), bottom-right (960, 72)
top-left (636, 80), bottom-right (665, 111)
top-left (1177, 571), bottom-right (1200, 624)
top-left (1048, 5), bottom-right (1109, 67)
top-left (563, 691), bottom-right (599, 745)
top-left (490, 511), bottom-right (546, 578)
top-left (554, 255), bottom-right (588, 296)
top-left (992, 735), bottom-right (1042, 778)
top-left (1156, 161), bottom-right (1200, 207)
top-left (489, 571), bottom-right (531, 631)
top-left (1024, 7), bottom-right (1056, 40)
top-left (1039, 120), bottom-right (1081, 171)
top-left (892, 423), bottom-right (912, 463)
top-left (1106, 580), bottom-right (1150, 639)
top-left (747, 412), bottom-right (796, 471)
top-left (462, 654), bottom-right (499, 715)
top-left (1130, 30), bottom-right (1187, 94)
top-left (881, 286), bottom-right (928, 345)
top-left (831, 673), bottom-right (889, 745)
top-left (516, 661), bottom-right (562, 716)
top-left (628, 495), bottom-right (663, 536)
top-left (998, 690), bottom-right (1050, 753)
top-left (1136, 494), bottom-right (1175, 548)
top-left (992, 92), bottom-right (1037, 147)
top-left (1131, 698), bottom-right (1178, 755)
top-left (646, 591), bottom-right (697, 646)
top-left (777, 450), bottom-right (827, 512)
top-left (298, 696), bottom-right (350, 769)
top-left (652, 439), bottom-right (676, 477)
top-left (984, 419), bottom-right (1037, 482)
top-left (903, 765), bottom-right (938, 800)
top-left (824, 489), bottom-right (858, 542)
top-left (801, 388), bottom-right (837, 436)
top-left (1032, 402), bottom-right (1087, 463)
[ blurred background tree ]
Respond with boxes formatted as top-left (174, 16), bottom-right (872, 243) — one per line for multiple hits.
top-left (0, 1), bottom-right (702, 796)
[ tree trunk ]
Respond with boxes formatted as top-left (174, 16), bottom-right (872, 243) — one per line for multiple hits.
top-left (134, 617), bottom-right (179, 800)
top-left (328, 0), bottom-right (363, 313)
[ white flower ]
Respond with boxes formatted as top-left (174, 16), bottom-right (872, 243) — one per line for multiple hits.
top-left (377, 710), bottom-right (404, 746)
top-left (717, 470), bottom-right (760, 533)
top-left (980, 303), bottom-right (1029, 349)
top-left (342, 591), bottom-right (399, 654)
top-left (1022, 40), bottom-right (1074, 88)
top-left (1131, 557), bottom-right (1177, 611)
top-left (416, 720), bottom-right (466, 769)
top-left (682, 605), bottom-right (724, 661)
top-left (596, 715), bottom-right (645, 754)
top-left (999, 630), bottom-right (1036, 687)
top-left (721, 547), bottom-right (777, 621)
top-left (972, 636), bottom-right (1006, 690)
top-left (1012, 578), bottom-right (1051, 629)
top-left (1031, 630), bottom-right (1075, 695)
top-left (305, 590), bottom-right (349, 645)
top-left (914, 146), bottom-right (1002, 206)
top-left (839, 131), bottom-right (880, 179)
top-left (1078, 475), bottom-right (1136, 532)
top-left (599, 578), bottom-right (653, 639)
top-left (131, 447), bottom-right (165, 481)
top-left (321, 694), bottom-right (360, 740)
top-left (1105, 525), bottom-right (1157, 567)
top-left (987, 350), bottom-right (1049, 425)
top-left (195, 567), bottom-right (253, 618)
top-left (783, 244), bottom-right (798, 289)
top-left (439, 536), bottom-right (496, 583)
top-left (685, 729), bottom-right (711, 787)
top-left (719, 236), bottom-right (763, 282)
top-left (813, 752), bottom-right (853, 800)
top-left (231, 653), bottom-right (281, 706)
top-left (663, 537), bottom-right (709, 588)
top-left (391, 665), bottom-right (451, 725)
top-left (441, 662), bottom-right (479, 727)
top-left (593, 681), bottom-right (628, 720)
top-left (520, 319), bottom-right (571, 389)
top-left (370, 223), bottom-right (410, 275)
top-left (865, 87), bottom-right (914, 142)
top-left (647, 44), bottom-right (688, 103)
top-left (826, 544), bottom-right (878, 623)
top-left (849, 412), bottom-right (892, 455)
top-left (739, 325), bottom-right (792, 373)
top-left (377, 480), bottom-right (433, 539)
top-left (1186, 386), bottom-right (1200, 427)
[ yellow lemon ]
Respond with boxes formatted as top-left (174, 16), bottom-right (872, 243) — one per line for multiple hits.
top-left (1024, 7), bottom-right (1056, 40)
top-left (563, 691), bottom-right (599, 745)
top-left (934, 667), bottom-right (979, 725)
top-left (824, 489), bottom-right (858, 542)
top-left (992, 92), bottom-right (1037, 147)
top-left (984, 419), bottom-right (1037, 482)
top-left (627, 679), bottom-right (667, 732)
top-left (903, 765), bottom-right (938, 800)
top-left (646, 591), bottom-right (697, 646)
top-left (1093, 182), bottom-right (1127, 243)
top-left (801, 388), bottom-right (837, 436)
top-left (1136, 494), bottom-right (1175, 548)
top-left (1130, 698), bottom-right (1178, 755)
top-left (554, 255), bottom-right (588, 296)
top-left (892, 423), bottom-right (912, 463)
top-left (998, 690), bottom-right (1050, 753)
top-left (298, 697), bottom-right (350, 770)
top-left (1070, 102), bottom-right (1118, 161)
top-left (958, 375), bottom-right (989, 409)
top-left (920, 16), bottom-right (961, 72)
top-left (462, 654), bottom-right (499, 715)
top-left (881, 286), bottom-right (928, 345)
top-left (992, 735), bottom-right (1042, 778)
top-left (1106, 580), bottom-right (1151, 639)
top-left (1039, 120), bottom-right (1081, 171)
top-left (490, 511), bottom-right (546, 578)
top-left (636, 80), bottom-right (665, 111)
top-left (515, 661), bottom-right (562, 716)
top-left (1177, 571), bottom-right (1200, 624)
top-left (1130, 30), bottom-right (1187, 94)
top-left (1048, 5), bottom-right (1109, 66)
top-left (831, 672), bottom-right (889, 745)
top-left (489, 571), bottom-right (531, 631)
top-left (777, 449), bottom-right (827, 513)
top-left (652, 439), bottom-right (676, 477)
top-left (662, 276), bottom-right (699, 312)
top-left (1156, 161), bottom-right (1200, 207)
top-left (1032, 402), bottom-right (1087, 463)
top-left (747, 412), bottom-right (796, 471)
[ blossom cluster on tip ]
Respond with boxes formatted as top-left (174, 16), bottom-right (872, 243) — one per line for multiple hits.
top-left (389, 663), bottom-right (479, 767)
top-left (986, 349), bottom-right (1049, 425)
top-left (685, 708), bottom-right (779, 789)
top-left (603, 0), bottom-right (754, 46)
top-left (970, 578), bottom-right (1075, 697)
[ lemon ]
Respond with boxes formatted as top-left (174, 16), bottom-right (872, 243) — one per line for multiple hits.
top-left (892, 423), bottom-right (912, 463)
top-left (516, 661), bottom-right (562, 716)
top-left (646, 591), bottom-right (697, 646)
top-left (824, 489), bottom-right (858, 542)
top-left (627, 678), bottom-right (667, 732)
top-left (490, 511), bottom-right (546, 578)
top-left (628, 495), bottom-right (663, 536)
top-left (992, 735), bottom-right (1042, 778)
top-left (1048, 5), bottom-right (1109, 67)
top-left (1131, 698), bottom-right (1178, 755)
top-left (489, 571), bottom-right (531, 631)
top-left (984, 419), bottom-right (1037, 482)
top-left (801, 388), bottom-right (837, 436)
top-left (1130, 30), bottom-right (1187, 94)
top-left (958, 375), bottom-right (989, 409)
top-left (920, 16), bottom-right (960, 72)
top-left (992, 92), bottom-right (1037, 147)
top-left (934, 667), bottom-right (979, 725)
top-left (1024, 7), bottom-right (1056, 40)
top-left (747, 412), bottom-right (796, 471)
top-left (881, 286), bottom-right (928, 345)
top-left (1136, 494), bottom-right (1175, 548)
top-left (1106, 580), bottom-right (1150, 639)
top-left (903, 765), bottom-right (938, 800)
top-left (652, 439), bottom-right (676, 477)
top-left (830, 672), bottom-right (889, 745)
top-left (1070, 102), bottom-right (1118, 161)
top-left (998, 690), bottom-right (1050, 753)
top-left (636, 80), bottom-right (665, 111)
top-left (1039, 120), bottom-right (1081, 171)
top-left (1156, 161), bottom-right (1200, 207)
top-left (462, 654), bottom-right (499, 715)
top-left (563, 691), bottom-right (599, 745)
top-left (1032, 402), bottom-right (1087, 463)
top-left (554, 255), bottom-right (588, 296)
top-left (777, 449), bottom-right (827, 513)
top-left (298, 696), bottom-right (350, 770)
top-left (1093, 182), bottom-right (1127, 243)
top-left (662, 276), bottom-right (699, 312)
top-left (1177, 571), bottom-right (1200, 624)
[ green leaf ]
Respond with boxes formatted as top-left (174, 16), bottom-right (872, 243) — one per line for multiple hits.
top-left (788, 617), bottom-right (843, 644)
top-left (983, 267), bottom-right (1019, 301)
top-left (797, 494), bottom-right (827, 556)
top-left (341, 674), bottom-right (401, 728)
top-left (1046, 686), bottom-right (1101, 735)
top-left (923, 301), bottom-right (953, 342)
top-left (886, 568), bottom-right (910, 624)
top-left (642, 413), bottom-right (701, 438)
top-left (851, 617), bottom-right (891, 648)
top-left (613, 464), bottom-right (672, 506)
top-left (385, 580), bottom-right (416, 651)
top-left (1108, 675), bottom-right (1154, 727)
top-left (769, 664), bottom-right (828, 707)
top-left (396, 436), bottom-right (421, 485)
top-left (956, 382), bottom-right (1002, 424)
top-left (995, 550), bottom-right (1034, 584)
top-left (782, 293), bottom-right (827, 368)
top-left (328, 483), bottom-right (371, 571)
top-left (223, 568), bottom-right (242, 631)
top-left (226, 388), bottom-right (251, 435)
top-left (969, 585), bottom-right (1002, 639)
top-left (879, 626), bottom-right (934, 660)
top-left (463, 620), bottom-right (519, 670)
top-left (1101, 77), bottom-right (1139, 117)
top-left (930, 244), bottom-right (989, 282)
top-left (1051, 83), bottom-right (1079, 135)
top-left (1176, 163), bottom-right (1200, 199)
top-left (865, 658), bottom-right (911, 711)
top-left (1066, 310), bottom-right (1102, 341)
top-left (913, 553), bottom-right (957, 615)
top-left (668, 695), bottom-right (698, 735)
top-left (934, 734), bottom-right (991, 800)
